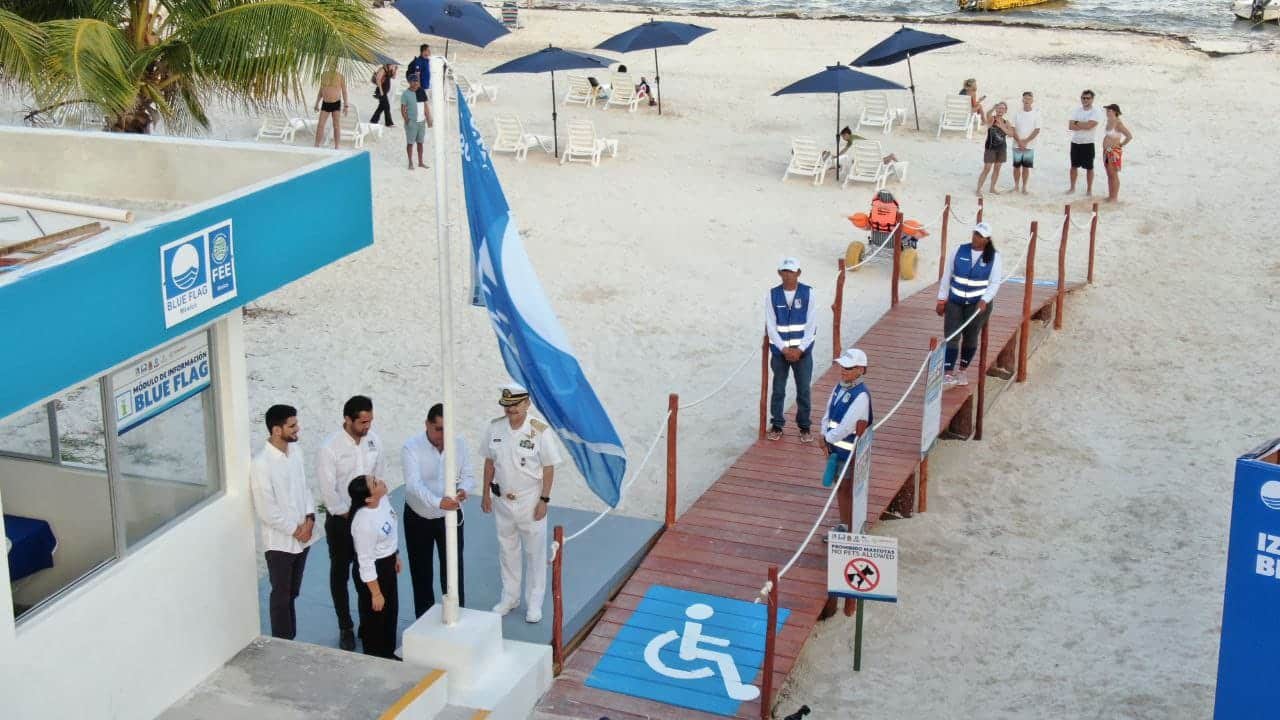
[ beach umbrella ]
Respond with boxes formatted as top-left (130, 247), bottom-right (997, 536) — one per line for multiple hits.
top-left (393, 0), bottom-right (510, 56)
top-left (851, 26), bottom-right (963, 131)
top-left (344, 47), bottom-right (399, 66)
top-left (594, 19), bottom-right (714, 115)
top-left (484, 45), bottom-right (616, 157)
top-left (773, 64), bottom-right (905, 180)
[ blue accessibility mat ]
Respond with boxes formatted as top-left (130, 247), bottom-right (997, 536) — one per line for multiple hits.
top-left (585, 585), bottom-right (790, 717)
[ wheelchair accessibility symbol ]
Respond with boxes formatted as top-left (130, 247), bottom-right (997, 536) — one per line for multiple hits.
top-left (643, 603), bottom-right (760, 701)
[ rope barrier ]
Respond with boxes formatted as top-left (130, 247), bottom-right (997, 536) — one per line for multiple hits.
top-left (678, 348), bottom-right (757, 410)
top-left (1067, 211), bottom-right (1097, 232)
top-left (949, 206), bottom-right (980, 227)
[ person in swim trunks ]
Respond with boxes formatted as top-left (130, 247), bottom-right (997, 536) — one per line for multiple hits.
top-left (314, 67), bottom-right (349, 148)
top-left (1102, 103), bottom-right (1133, 202)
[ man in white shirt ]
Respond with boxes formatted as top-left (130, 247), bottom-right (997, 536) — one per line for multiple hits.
top-left (249, 404), bottom-right (315, 640)
top-left (316, 394), bottom-right (386, 651)
top-left (481, 383), bottom-right (563, 624)
top-left (1068, 89), bottom-right (1106, 196)
top-left (1011, 91), bottom-right (1041, 194)
top-left (764, 257), bottom-right (819, 443)
top-left (402, 402), bottom-right (477, 618)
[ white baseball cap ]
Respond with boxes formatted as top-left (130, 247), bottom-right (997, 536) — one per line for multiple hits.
top-left (973, 222), bottom-right (993, 238)
top-left (777, 257), bottom-right (801, 272)
top-left (834, 348), bottom-right (868, 368)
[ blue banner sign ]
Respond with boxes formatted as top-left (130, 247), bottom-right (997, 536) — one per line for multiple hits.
top-left (111, 333), bottom-right (210, 434)
top-left (1214, 438), bottom-right (1280, 718)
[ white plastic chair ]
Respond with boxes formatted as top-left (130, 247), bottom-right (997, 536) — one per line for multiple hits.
top-left (841, 140), bottom-right (893, 191)
top-left (560, 119), bottom-right (618, 166)
top-left (938, 94), bottom-right (977, 139)
top-left (337, 104), bottom-right (369, 148)
top-left (563, 73), bottom-right (597, 107)
top-left (603, 71), bottom-right (640, 112)
top-left (491, 113), bottom-right (553, 161)
top-left (449, 72), bottom-right (499, 104)
top-left (782, 137), bottom-right (832, 186)
top-left (255, 112), bottom-right (302, 143)
top-left (855, 92), bottom-right (905, 135)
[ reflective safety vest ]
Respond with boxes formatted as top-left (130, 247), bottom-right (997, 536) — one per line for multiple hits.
top-left (869, 198), bottom-right (899, 232)
top-left (825, 381), bottom-right (873, 460)
top-left (770, 283), bottom-right (812, 357)
top-left (947, 243), bottom-right (994, 305)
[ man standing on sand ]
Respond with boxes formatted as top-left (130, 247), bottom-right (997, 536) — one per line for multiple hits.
top-left (1067, 89), bottom-right (1105, 195)
top-left (402, 402), bottom-right (476, 617)
top-left (400, 73), bottom-right (428, 169)
top-left (250, 404), bottom-right (315, 641)
top-left (481, 384), bottom-right (563, 624)
top-left (764, 257), bottom-right (818, 443)
top-left (406, 44), bottom-right (433, 124)
top-left (316, 394), bottom-right (386, 651)
top-left (1011, 91), bottom-right (1041, 194)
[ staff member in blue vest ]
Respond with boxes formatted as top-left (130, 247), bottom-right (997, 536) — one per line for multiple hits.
top-left (936, 222), bottom-right (1003, 388)
top-left (820, 348), bottom-right (873, 534)
top-left (764, 257), bottom-right (819, 443)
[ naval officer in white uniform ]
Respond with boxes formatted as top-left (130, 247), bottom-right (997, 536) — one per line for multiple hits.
top-left (481, 383), bottom-right (563, 623)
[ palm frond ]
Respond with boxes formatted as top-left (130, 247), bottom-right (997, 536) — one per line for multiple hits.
top-left (41, 18), bottom-right (138, 116)
top-left (0, 1), bottom-right (113, 22)
top-left (0, 8), bottom-right (43, 86)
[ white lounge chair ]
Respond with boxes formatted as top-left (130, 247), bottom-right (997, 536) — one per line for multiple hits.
top-left (782, 137), bottom-right (832, 186)
top-left (491, 113), bottom-right (553, 161)
top-left (449, 72), bottom-right (499, 104)
top-left (337, 104), bottom-right (369, 148)
top-left (560, 119), bottom-right (618, 166)
top-left (563, 73), bottom-right (597, 107)
top-left (855, 92), bottom-right (905, 135)
top-left (603, 71), bottom-right (640, 112)
top-left (938, 94), bottom-right (977, 139)
top-left (255, 112), bottom-right (302, 143)
top-left (841, 140), bottom-right (890, 191)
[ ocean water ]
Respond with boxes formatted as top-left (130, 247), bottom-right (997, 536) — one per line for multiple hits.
top-left (557, 0), bottom-right (1280, 50)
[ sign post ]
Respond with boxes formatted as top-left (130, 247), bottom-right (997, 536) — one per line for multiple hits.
top-left (1215, 438), bottom-right (1280, 717)
top-left (852, 429), bottom-right (873, 534)
top-left (827, 532), bottom-right (898, 672)
top-left (921, 341), bottom-right (944, 456)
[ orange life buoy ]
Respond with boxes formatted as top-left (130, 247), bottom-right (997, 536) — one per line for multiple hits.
top-left (848, 212), bottom-right (870, 230)
top-left (902, 219), bottom-right (929, 239)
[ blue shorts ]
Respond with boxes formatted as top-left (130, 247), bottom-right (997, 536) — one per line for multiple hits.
top-left (1012, 148), bottom-right (1035, 168)
top-left (404, 120), bottom-right (426, 145)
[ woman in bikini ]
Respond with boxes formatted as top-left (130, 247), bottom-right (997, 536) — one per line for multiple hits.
top-left (1102, 103), bottom-right (1133, 202)
top-left (976, 102), bottom-right (1016, 197)
top-left (961, 78), bottom-right (986, 125)
top-left (314, 67), bottom-right (349, 148)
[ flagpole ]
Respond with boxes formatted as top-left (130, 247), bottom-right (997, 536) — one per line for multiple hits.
top-left (430, 55), bottom-right (461, 627)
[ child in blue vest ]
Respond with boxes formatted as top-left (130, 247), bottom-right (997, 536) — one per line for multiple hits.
top-left (821, 349), bottom-right (873, 535)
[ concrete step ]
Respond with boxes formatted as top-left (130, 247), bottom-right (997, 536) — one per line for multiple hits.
top-left (449, 639), bottom-right (552, 720)
top-left (381, 668), bottom-right (450, 720)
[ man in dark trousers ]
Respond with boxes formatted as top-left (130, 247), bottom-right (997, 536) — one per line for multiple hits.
top-left (402, 403), bottom-right (476, 617)
top-left (764, 257), bottom-right (819, 443)
top-left (406, 44), bottom-right (433, 128)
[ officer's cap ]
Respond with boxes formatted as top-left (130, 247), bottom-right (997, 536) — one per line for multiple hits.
top-left (498, 382), bottom-right (529, 406)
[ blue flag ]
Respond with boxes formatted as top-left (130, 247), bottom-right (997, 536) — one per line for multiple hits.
top-left (455, 89), bottom-right (628, 507)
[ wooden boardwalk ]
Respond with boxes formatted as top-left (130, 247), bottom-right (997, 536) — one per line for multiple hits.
top-left (536, 280), bottom-right (1079, 720)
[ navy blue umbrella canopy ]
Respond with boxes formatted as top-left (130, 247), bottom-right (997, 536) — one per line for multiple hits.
top-left (345, 47), bottom-right (399, 66)
top-left (595, 20), bottom-right (714, 114)
top-left (852, 27), bottom-right (962, 130)
top-left (485, 46), bottom-right (616, 156)
top-left (774, 64), bottom-right (905, 177)
top-left (394, 0), bottom-right (510, 51)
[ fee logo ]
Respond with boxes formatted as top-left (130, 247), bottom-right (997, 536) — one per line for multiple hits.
top-left (160, 220), bottom-right (237, 328)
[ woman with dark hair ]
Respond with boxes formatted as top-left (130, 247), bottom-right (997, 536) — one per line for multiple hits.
top-left (936, 222), bottom-right (1003, 388)
top-left (370, 63), bottom-right (397, 128)
top-left (1102, 103), bottom-right (1133, 202)
top-left (348, 474), bottom-right (401, 658)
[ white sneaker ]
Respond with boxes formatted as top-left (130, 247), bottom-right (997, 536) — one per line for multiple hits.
top-left (957, 370), bottom-right (970, 387)
top-left (942, 372), bottom-right (959, 388)
top-left (525, 608), bottom-right (543, 624)
top-left (491, 598), bottom-right (518, 616)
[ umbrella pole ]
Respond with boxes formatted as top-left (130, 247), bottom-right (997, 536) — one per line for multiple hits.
top-left (907, 52), bottom-right (921, 131)
top-left (654, 48), bottom-right (662, 115)
top-left (835, 92), bottom-right (841, 182)
top-left (551, 70), bottom-right (559, 157)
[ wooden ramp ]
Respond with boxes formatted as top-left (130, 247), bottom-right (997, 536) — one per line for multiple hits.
top-left (536, 279), bottom-right (1081, 720)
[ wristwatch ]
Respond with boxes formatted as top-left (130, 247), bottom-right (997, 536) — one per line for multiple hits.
top-left (539, 495), bottom-right (551, 504)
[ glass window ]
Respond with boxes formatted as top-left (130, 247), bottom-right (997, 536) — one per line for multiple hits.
top-left (0, 404), bottom-right (52, 459)
top-left (110, 331), bottom-right (220, 547)
top-left (3, 382), bottom-right (114, 621)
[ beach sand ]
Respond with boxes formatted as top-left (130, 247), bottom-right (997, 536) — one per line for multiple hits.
top-left (8, 7), bottom-right (1277, 716)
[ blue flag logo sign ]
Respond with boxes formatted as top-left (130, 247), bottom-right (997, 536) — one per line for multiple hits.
top-left (455, 88), bottom-right (628, 507)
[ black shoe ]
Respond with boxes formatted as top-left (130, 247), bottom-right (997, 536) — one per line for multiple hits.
top-left (339, 628), bottom-right (356, 651)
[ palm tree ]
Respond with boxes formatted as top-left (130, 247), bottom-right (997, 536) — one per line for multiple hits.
top-left (0, 1), bottom-right (383, 134)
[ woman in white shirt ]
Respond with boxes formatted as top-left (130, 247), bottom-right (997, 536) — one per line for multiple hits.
top-left (348, 474), bottom-right (401, 658)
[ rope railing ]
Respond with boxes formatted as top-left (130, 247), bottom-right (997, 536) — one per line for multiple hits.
top-left (678, 348), bottom-right (757, 410)
top-left (1067, 210), bottom-right (1097, 232)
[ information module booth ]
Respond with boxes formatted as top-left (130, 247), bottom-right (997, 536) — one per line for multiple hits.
top-left (0, 127), bottom-right (372, 719)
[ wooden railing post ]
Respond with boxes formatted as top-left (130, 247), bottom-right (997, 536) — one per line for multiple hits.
top-left (1056, 205), bottom-right (1069, 330)
top-left (975, 196), bottom-right (984, 224)
top-left (1016, 222), bottom-right (1038, 384)
top-left (832, 258), bottom-right (846, 360)
top-left (938, 194), bottom-right (951, 281)
top-left (758, 333), bottom-right (769, 440)
top-left (760, 565), bottom-right (780, 720)
top-left (1087, 202), bottom-right (1099, 284)
top-left (919, 336), bottom-right (939, 513)
top-left (975, 321), bottom-right (990, 440)
top-left (552, 525), bottom-right (564, 676)
top-left (665, 393), bottom-right (678, 529)
top-left (890, 211), bottom-right (903, 308)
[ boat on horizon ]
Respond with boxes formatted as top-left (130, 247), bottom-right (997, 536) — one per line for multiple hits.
top-left (958, 0), bottom-right (1057, 10)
